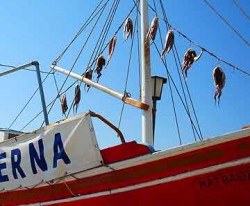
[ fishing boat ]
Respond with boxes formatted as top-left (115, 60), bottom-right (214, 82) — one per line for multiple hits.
top-left (0, 0), bottom-right (249, 205)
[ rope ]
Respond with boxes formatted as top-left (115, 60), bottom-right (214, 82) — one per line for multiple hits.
top-left (118, 0), bottom-right (138, 129)
top-left (158, 0), bottom-right (203, 141)
top-left (148, 1), bottom-right (250, 77)
top-left (49, 1), bottom-right (109, 120)
top-left (167, 22), bottom-right (250, 76)
top-left (203, 0), bottom-right (250, 47)
top-left (63, 180), bottom-right (78, 197)
top-left (86, 0), bottom-right (119, 69)
top-left (65, 0), bottom-right (120, 118)
top-left (173, 46), bottom-right (203, 141)
top-left (151, 0), bottom-right (182, 144)
top-left (0, 64), bottom-right (52, 75)
top-left (86, 2), bottom-right (137, 71)
top-left (47, 1), bottom-right (136, 121)
top-left (135, 0), bottom-right (142, 99)
top-left (53, 0), bottom-right (105, 64)
top-left (9, 1), bottom-right (111, 130)
top-left (21, 81), bottom-right (76, 130)
top-left (8, 68), bottom-right (53, 130)
top-left (152, 41), bottom-right (202, 140)
top-left (233, 0), bottom-right (250, 21)
top-left (0, 63), bottom-right (16, 69)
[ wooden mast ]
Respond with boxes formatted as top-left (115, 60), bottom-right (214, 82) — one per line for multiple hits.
top-left (141, 0), bottom-right (153, 146)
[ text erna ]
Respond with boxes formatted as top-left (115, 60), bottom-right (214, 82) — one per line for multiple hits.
top-left (0, 133), bottom-right (71, 182)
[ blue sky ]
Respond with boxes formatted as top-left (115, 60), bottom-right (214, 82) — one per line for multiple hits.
top-left (0, 0), bottom-right (249, 150)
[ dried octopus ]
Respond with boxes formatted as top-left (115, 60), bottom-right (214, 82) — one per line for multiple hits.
top-left (182, 48), bottom-right (203, 77)
top-left (161, 29), bottom-right (174, 57)
top-left (146, 16), bottom-right (159, 42)
top-left (213, 66), bottom-right (226, 105)
top-left (124, 18), bottom-right (133, 40)
top-left (61, 94), bottom-right (68, 115)
top-left (73, 84), bottom-right (81, 113)
top-left (107, 35), bottom-right (117, 65)
top-left (83, 67), bottom-right (93, 91)
top-left (95, 54), bottom-right (106, 82)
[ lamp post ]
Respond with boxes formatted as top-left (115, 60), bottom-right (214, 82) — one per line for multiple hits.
top-left (151, 76), bottom-right (167, 142)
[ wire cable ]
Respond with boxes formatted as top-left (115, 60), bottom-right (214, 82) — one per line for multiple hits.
top-left (166, 22), bottom-right (250, 76)
top-left (203, 0), bottom-right (250, 47)
top-left (151, 0), bottom-right (183, 144)
top-left (233, 0), bottom-right (250, 21)
top-left (158, 0), bottom-right (203, 141)
top-left (118, 0), bottom-right (138, 129)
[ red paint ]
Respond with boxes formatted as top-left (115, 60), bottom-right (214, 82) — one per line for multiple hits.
top-left (0, 136), bottom-right (250, 205)
top-left (49, 164), bottom-right (250, 206)
top-left (101, 141), bottom-right (152, 164)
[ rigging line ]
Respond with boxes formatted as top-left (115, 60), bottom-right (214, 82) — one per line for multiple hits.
top-left (66, 0), bottom-right (120, 118)
top-left (135, 0), bottom-right (142, 99)
top-left (152, 41), bottom-right (202, 139)
top-left (65, 0), bottom-right (119, 117)
top-left (50, 2), bottom-right (136, 120)
top-left (203, 0), bottom-right (250, 47)
top-left (21, 81), bottom-right (76, 131)
top-left (150, 1), bottom-right (250, 76)
top-left (54, 0), bottom-right (105, 64)
top-left (167, 22), bottom-right (250, 77)
top-left (8, 68), bottom-right (52, 129)
top-left (9, 87), bottom-right (39, 129)
top-left (173, 45), bottom-right (203, 140)
top-left (158, 0), bottom-right (202, 141)
top-left (63, 180), bottom-right (78, 197)
top-left (98, 0), bottom-right (120, 54)
top-left (87, 0), bottom-right (119, 69)
top-left (172, 46), bottom-right (199, 141)
top-left (86, 0), bottom-right (115, 67)
top-left (65, 1), bottom-right (106, 117)
top-left (44, 1), bottom-right (110, 124)
top-left (118, 0), bottom-right (138, 129)
top-left (87, 2), bottom-right (137, 69)
top-left (0, 63), bottom-right (52, 74)
top-left (53, 1), bottom-right (135, 113)
top-left (233, 0), bottom-right (250, 21)
top-left (49, 2), bottom-right (108, 118)
top-left (0, 63), bottom-right (15, 68)
top-left (152, 0), bottom-right (182, 145)
top-left (164, 59), bottom-right (182, 145)
top-left (40, 71), bottom-right (61, 127)
top-left (23, 68), bottom-right (53, 75)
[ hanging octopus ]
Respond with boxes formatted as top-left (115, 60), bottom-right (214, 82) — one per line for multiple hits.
top-left (73, 84), bottom-right (81, 113)
top-left (182, 48), bottom-right (203, 77)
top-left (213, 66), bottom-right (226, 105)
top-left (95, 54), bottom-right (106, 82)
top-left (161, 29), bottom-right (174, 57)
top-left (61, 94), bottom-right (68, 115)
top-left (107, 35), bottom-right (117, 65)
top-left (124, 18), bottom-right (133, 40)
top-left (146, 16), bottom-right (159, 42)
top-left (83, 68), bottom-right (93, 91)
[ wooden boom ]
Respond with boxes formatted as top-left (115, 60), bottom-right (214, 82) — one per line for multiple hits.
top-left (51, 65), bottom-right (149, 111)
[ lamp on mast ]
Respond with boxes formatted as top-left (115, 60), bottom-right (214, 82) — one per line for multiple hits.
top-left (151, 76), bottom-right (167, 143)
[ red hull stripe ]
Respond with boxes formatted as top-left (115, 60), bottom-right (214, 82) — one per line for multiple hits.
top-left (45, 160), bottom-right (250, 206)
top-left (1, 135), bottom-right (250, 205)
top-left (43, 158), bottom-right (250, 205)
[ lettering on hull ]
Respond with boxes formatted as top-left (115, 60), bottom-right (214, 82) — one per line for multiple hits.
top-left (0, 133), bottom-right (71, 183)
top-left (199, 169), bottom-right (250, 189)
top-left (0, 114), bottom-right (103, 191)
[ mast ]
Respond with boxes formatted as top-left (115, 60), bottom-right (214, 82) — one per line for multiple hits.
top-left (141, 0), bottom-right (153, 146)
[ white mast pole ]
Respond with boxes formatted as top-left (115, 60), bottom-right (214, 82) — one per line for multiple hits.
top-left (141, 0), bottom-right (153, 146)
